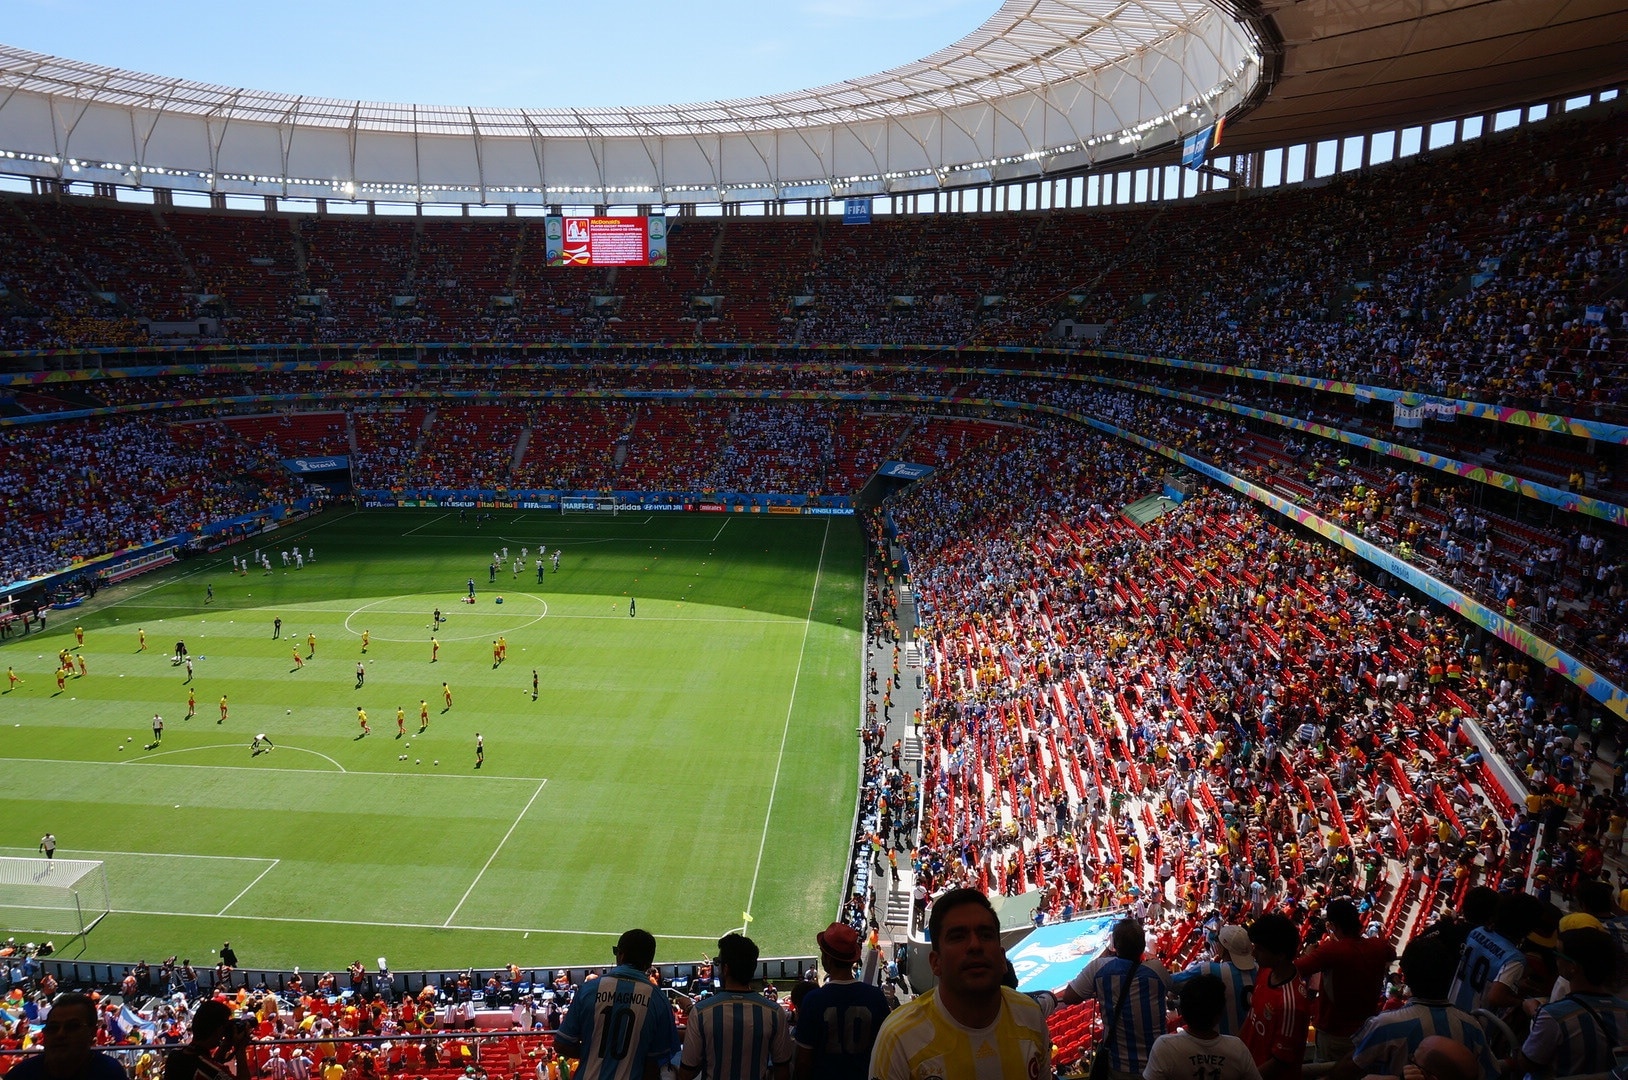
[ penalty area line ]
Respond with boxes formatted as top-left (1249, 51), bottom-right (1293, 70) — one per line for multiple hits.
top-left (402, 512), bottom-right (452, 536)
top-left (64, 905), bottom-right (724, 940)
top-left (217, 858), bottom-right (280, 916)
top-left (0, 846), bottom-right (277, 864)
top-left (444, 779), bottom-right (548, 927)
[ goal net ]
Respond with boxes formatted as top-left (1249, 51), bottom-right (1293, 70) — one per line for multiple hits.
top-left (561, 497), bottom-right (618, 516)
top-left (0, 857), bottom-right (111, 938)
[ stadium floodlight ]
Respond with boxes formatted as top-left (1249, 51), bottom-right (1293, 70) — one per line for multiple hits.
top-left (0, 857), bottom-right (112, 939)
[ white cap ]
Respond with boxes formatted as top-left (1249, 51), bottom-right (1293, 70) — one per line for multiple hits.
top-left (1218, 925), bottom-right (1256, 970)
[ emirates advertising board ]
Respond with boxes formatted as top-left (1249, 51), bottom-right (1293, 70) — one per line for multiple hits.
top-left (545, 215), bottom-right (668, 267)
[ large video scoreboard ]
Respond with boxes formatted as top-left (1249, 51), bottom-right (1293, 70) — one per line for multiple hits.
top-left (545, 215), bottom-right (668, 267)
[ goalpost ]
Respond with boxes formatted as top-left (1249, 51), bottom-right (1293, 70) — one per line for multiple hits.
top-left (0, 857), bottom-right (111, 939)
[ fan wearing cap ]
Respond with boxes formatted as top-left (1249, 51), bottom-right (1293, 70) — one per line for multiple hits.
top-left (1512, 926), bottom-right (1628, 1079)
top-left (555, 929), bottom-right (680, 1080)
top-left (1294, 898), bottom-right (1395, 1063)
top-left (1171, 925), bottom-right (1258, 1037)
top-left (794, 923), bottom-right (891, 1080)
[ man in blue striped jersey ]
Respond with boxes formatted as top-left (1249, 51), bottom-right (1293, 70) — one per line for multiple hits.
top-left (678, 933), bottom-right (792, 1080)
top-left (1513, 927), bottom-right (1628, 1079)
top-left (1171, 924), bottom-right (1258, 1037)
top-left (1445, 891), bottom-right (1540, 1019)
top-left (1059, 918), bottom-right (1172, 1080)
top-left (1333, 934), bottom-right (1499, 1080)
top-left (556, 929), bottom-right (681, 1080)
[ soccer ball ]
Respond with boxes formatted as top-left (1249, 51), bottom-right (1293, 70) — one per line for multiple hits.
top-left (416, 759), bottom-right (421, 765)
top-left (433, 760), bottom-right (439, 766)
top-left (286, 708), bottom-right (292, 714)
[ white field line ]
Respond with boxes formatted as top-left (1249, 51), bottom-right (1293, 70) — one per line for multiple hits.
top-left (444, 779), bottom-right (549, 927)
top-left (0, 846), bottom-right (276, 863)
top-left (0, 902), bottom-right (721, 941)
top-left (401, 512), bottom-right (451, 536)
top-left (217, 858), bottom-right (281, 916)
top-left (741, 517), bottom-right (829, 929)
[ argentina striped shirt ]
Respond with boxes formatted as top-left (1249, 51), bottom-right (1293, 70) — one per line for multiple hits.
top-left (1522, 993), bottom-right (1628, 1077)
top-left (1171, 960), bottom-right (1257, 1037)
top-left (679, 989), bottom-right (793, 1080)
top-left (1067, 955), bottom-right (1173, 1073)
top-left (557, 965), bottom-right (681, 1080)
top-left (1348, 999), bottom-right (1500, 1080)
top-left (1446, 927), bottom-right (1524, 1015)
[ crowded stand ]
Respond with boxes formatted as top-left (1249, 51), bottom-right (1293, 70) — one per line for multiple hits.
top-left (0, 109), bottom-right (1616, 421)
top-left (1041, 382), bottom-right (1628, 690)
top-left (6, 89), bottom-right (1628, 1080)
top-left (883, 418), bottom-right (1628, 1070)
top-left (1096, 109), bottom-right (1628, 418)
top-left (2, 358), bottom-right (1621, 695)
top-left (0, 415), bottom-right (302, 585)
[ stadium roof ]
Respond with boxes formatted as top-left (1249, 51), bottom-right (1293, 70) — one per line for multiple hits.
top-left (0, 0), bottom-right (1619, 205)
top-left (0, 0), bottom-right (1262, 203)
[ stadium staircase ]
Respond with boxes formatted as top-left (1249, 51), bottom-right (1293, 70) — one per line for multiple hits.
top-left (510, 425), bottom-right (532, 476)
top-left (149, 206), bottom-right (204, 293)
top-left (883, 874), bottom-right (914, 927)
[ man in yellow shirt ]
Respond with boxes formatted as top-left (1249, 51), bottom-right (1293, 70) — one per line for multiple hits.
top-left (869, 888), bottom-right (1051, 1079)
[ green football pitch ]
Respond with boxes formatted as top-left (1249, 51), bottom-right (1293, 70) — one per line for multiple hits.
top-left (0, 508), bottom-right (865, 972)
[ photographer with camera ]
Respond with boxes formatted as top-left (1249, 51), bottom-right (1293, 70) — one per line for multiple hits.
top-left (163, 1000), bottom-right (253, 1080)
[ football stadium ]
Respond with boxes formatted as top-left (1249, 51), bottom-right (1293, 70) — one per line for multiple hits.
top-left (1, 0), bottom-right (1627, 1076)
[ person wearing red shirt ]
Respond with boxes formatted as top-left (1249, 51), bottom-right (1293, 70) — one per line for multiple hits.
top-left (1243, 913), bottom-right (1311, 1080)
top-left (1295, 898), bottom-right (1395, 1063)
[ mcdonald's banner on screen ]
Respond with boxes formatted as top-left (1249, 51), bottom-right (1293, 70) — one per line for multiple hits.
top-left (545, 216), bottom-right (666, 267)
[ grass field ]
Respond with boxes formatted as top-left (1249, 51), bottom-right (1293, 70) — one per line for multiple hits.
top-left (0, 508), bottom-right (865, 972)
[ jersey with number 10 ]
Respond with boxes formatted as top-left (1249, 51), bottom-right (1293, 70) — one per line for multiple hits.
top-left (1447, 927), bottom-right (1524, 1015)
top-left (794, 978), bottom-right (891, 1080)
top-left (558, 965), bottom-right (680, 1080)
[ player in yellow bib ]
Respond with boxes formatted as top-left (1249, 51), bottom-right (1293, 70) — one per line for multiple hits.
top-left (868, 888), bottom-right (1051, 1080)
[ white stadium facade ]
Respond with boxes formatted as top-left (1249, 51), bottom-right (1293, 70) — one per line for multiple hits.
top-left (0, 0), bottom-right (1622, 214)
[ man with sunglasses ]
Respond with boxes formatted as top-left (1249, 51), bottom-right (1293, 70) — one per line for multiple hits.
top-left (1513, 926), bottom-right (1628, 1079)
top-left (7, 993), bottom-right (126, 1080)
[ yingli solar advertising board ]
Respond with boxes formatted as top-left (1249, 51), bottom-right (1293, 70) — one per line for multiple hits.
top-left (545, 215), bottom-right (669, 267)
